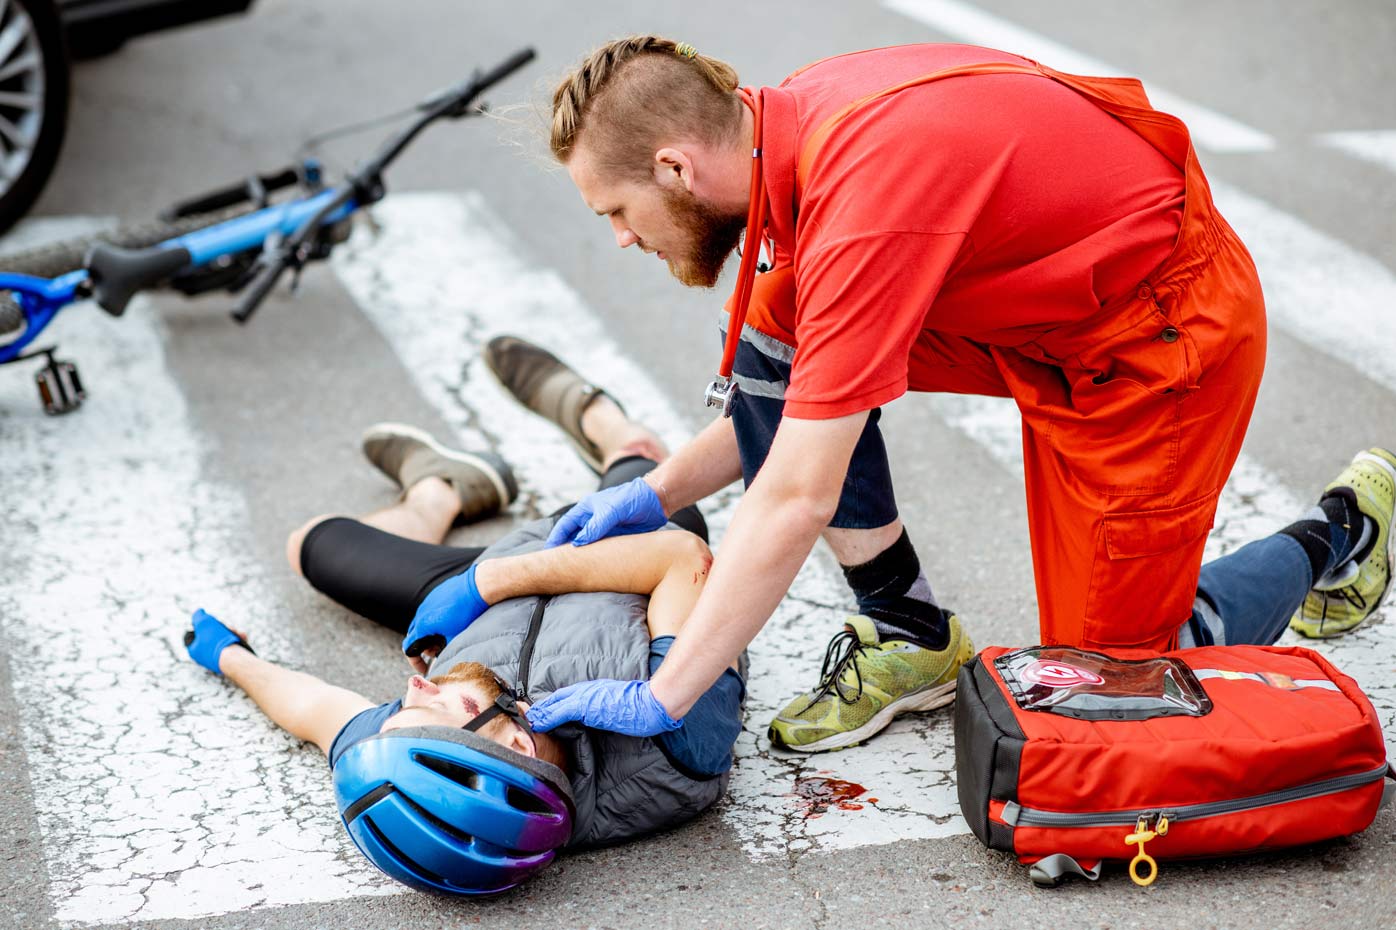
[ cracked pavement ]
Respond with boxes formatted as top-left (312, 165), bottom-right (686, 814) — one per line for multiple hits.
top-left (0, 278), bottom-right (399, 924)
top-left (2, 2), bottom-right (1394, 927)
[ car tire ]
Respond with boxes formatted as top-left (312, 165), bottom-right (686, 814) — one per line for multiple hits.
top-left (0, 0), bottom-right (69, 235)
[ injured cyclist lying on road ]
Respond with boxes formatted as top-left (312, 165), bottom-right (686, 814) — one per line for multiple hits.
top-left (182, 335), bottom-right (745, 896)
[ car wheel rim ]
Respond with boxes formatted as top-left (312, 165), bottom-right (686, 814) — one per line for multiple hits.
top-left (0, 0), bottom-right (45, 200)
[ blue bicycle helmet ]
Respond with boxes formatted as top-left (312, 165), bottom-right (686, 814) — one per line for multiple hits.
top-left (333, 694), bottom-right (574, 895)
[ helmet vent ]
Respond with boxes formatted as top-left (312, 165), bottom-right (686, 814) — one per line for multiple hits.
top-left (507, 786), bottom-right (556, 816)
top-left (363, 815), bottom-right (451, 888)
top-left (415, 751), bottom-right (482, 792)
top-left (399, 790), bottom-right (475, 844)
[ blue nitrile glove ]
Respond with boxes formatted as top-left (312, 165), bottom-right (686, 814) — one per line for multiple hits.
top-left (403, 564), bottom-right (490, 660)
top-left (545, 477), bottom-right (667, 548)
top-left (525, 679), bottom-right (682, 737)
top-left (184, 609), bottom-right (252, 675)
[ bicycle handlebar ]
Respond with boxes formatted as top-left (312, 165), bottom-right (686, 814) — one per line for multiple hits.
top-left (481, 47), bottom-right (536, 87)
top-left (232, 47), bottom-right (536, 325)
top-left (420, 47), bottom-right (536, 116)
top-left (231, 253), bottom-right (292, 323)
top-left (161, 167), bottom-right (302, 222)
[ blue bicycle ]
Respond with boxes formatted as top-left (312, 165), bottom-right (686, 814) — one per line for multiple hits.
top-left (0, 47), bottom-right (535, 414)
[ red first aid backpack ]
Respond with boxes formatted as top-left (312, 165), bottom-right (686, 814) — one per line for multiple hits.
top-left (954, 644), bottom-right (1392, 886)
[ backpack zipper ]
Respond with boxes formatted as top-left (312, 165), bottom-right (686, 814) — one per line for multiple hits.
top-left (1001, 762), bottom-right (1390, 887)
top-left (1000, 762), bottom-right (1390, 829)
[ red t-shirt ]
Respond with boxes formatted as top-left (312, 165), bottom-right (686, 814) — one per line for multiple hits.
top-left (753, 45), bottom-right (1185, 419)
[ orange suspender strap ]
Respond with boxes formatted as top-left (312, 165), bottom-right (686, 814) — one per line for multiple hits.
top-left (793, 60), bottom-right (1172, 198)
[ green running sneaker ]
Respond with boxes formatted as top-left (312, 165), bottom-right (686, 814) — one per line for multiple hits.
top-left (1290, 448), bottom-right (1396, 638)
top-left (768, 614), bottom-right (974, 753)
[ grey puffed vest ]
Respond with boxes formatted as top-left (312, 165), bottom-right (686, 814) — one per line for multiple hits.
top-left (430, 517), bottom-right (731, 848)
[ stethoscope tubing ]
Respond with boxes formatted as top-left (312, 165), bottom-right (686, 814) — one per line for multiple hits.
top-left (715, 88), bottom-right (770, 384)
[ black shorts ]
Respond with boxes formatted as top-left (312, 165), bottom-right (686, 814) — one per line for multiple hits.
top-left (300, 455), bottom-right (708, 634)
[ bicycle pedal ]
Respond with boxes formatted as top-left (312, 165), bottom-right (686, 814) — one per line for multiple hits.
top-left (35, 354), bottom-right (85, 415)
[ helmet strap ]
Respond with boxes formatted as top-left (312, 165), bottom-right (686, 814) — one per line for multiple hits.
top-left (464, 690), bottom-right (534, 736)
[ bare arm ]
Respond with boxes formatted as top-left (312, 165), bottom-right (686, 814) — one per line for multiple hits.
top-left (473, 530), bottom-right (714, 640)
top-left (643, 415), bottom-right (744, 512)
top-left (648, 412), bottom-right (868, 717)
top-left (220, 646), bottom-right (374, 756)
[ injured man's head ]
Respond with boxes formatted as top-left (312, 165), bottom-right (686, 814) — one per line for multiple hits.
top-left (380, 660), bottom-right (569, 769)
top-left (333, 659), bottom-right (578, 895)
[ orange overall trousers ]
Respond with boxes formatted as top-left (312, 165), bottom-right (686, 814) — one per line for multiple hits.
top-left (762, 60), bottom-right (1267, 650)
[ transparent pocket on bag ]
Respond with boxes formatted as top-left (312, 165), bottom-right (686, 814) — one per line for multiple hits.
top-left (993, 646), bottom-right (1213, 721)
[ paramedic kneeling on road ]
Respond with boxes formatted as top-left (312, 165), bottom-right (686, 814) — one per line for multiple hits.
top-left (523, 38), bottom-right (1396, 753)
top-left (183, 336), bottom-right (744, 895)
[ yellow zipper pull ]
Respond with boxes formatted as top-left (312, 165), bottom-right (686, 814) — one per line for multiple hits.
top-left (1124, 814), bottom-right (1168, 887)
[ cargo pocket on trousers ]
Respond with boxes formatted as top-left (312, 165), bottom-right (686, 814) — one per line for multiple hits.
top-left (1055, 303), bottom-right (1200, 497)
top-left (1082, 496), bottom-right (1218, 648)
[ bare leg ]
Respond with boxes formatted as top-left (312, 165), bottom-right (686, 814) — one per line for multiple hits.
top-left (359, 476), bottom-right (460, 542)
top-left (285, 476), bottom-right (461, 576)
top-left (581, 395), bottom-right (670, 470)
top-left (286, 400), bottom-right (663, 576)
top-left (822, 519), bottom-right (905, 565)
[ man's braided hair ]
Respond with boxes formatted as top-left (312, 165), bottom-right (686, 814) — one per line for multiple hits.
top-left (551, 36), bottom-right (743, 179)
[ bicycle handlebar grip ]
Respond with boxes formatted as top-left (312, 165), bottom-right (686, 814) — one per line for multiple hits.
top-left (231, 258), bottom-right (289, 324)
top-left (477, 47), bottom-right (536, 91)
top-left (162, 168), bottom-right (299, 222)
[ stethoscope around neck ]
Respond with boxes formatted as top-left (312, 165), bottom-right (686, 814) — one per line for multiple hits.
top-left (704, 86), bottom-right (771, 417)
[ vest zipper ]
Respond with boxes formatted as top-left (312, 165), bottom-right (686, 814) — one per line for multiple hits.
top-left (513, 595), bottom-right (550, 702)
top-left (1000, 763), bottom-right (1391, 829)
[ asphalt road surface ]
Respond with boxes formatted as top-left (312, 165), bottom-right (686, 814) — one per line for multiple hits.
top-left (2, 2), bottom-right (1394, 928)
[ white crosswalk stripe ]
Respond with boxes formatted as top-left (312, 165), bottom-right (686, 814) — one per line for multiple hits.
top-left (0, 222), bottom-right (396, 925)
top-left (5, 6), bottom-right (1395, 912)
top-left (329, 192), bottom-right (967, 860)
top-left (882, 0), bottom-right (1276, 153)
top-left (1211, 180), bottom-right (1396, 395)
top-left (4, 167), bottom-right (1393, 920)
top-left (1317, 131), bottom-right (1396, 175)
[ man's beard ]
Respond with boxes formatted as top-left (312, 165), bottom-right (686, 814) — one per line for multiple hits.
top-left (660, 184), bottom-right (748, 288)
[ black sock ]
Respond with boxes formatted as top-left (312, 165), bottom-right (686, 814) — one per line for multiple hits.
top-left (840, 530), bottom-right (950, 650)
top-left (1277, 488), bottom-right (1370, 584)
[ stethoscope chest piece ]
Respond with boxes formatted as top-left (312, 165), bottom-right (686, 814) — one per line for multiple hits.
top-left (705, 376), bottom-right (740, 417)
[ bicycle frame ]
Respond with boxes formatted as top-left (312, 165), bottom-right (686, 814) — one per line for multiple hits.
top-left (0, 45), bottom-right (535, 413)
top-left (0, 187), bottom-right (356, 365)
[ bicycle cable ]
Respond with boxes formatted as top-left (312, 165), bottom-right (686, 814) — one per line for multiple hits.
top-left (295, 104), bottom-right (420, 166)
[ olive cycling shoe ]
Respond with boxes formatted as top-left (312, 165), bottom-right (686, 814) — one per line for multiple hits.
top-left (769, 614), bottom-right (973, 753)
top-left (1290, 448), bottom-right (1396, 638)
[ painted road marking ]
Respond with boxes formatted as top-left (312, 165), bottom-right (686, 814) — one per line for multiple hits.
top-left (1211, 179), bottom-right (1396, 396)
top-left (1318, 130), bottom-right (1396, 174)
top-left (883, 0), bottom-right (1275, 154)
top-left (331, 192), bottom-right (965, 860)
top-left (7, 175), bottom-right (1393, 920)
top-left (0, 219), bottom-right (396, 925)
top-left (927, 394), bottom-right (1396, 760)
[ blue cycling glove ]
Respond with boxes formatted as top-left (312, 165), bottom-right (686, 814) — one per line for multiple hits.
top-left (546, 477), bottom-right (667, 548)
top-left (403, 564), bottom-right (490, 659)
top-left (184, 609), bottom-right (252, 675)
top-left (525, 679), bottom-right (682, 737)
